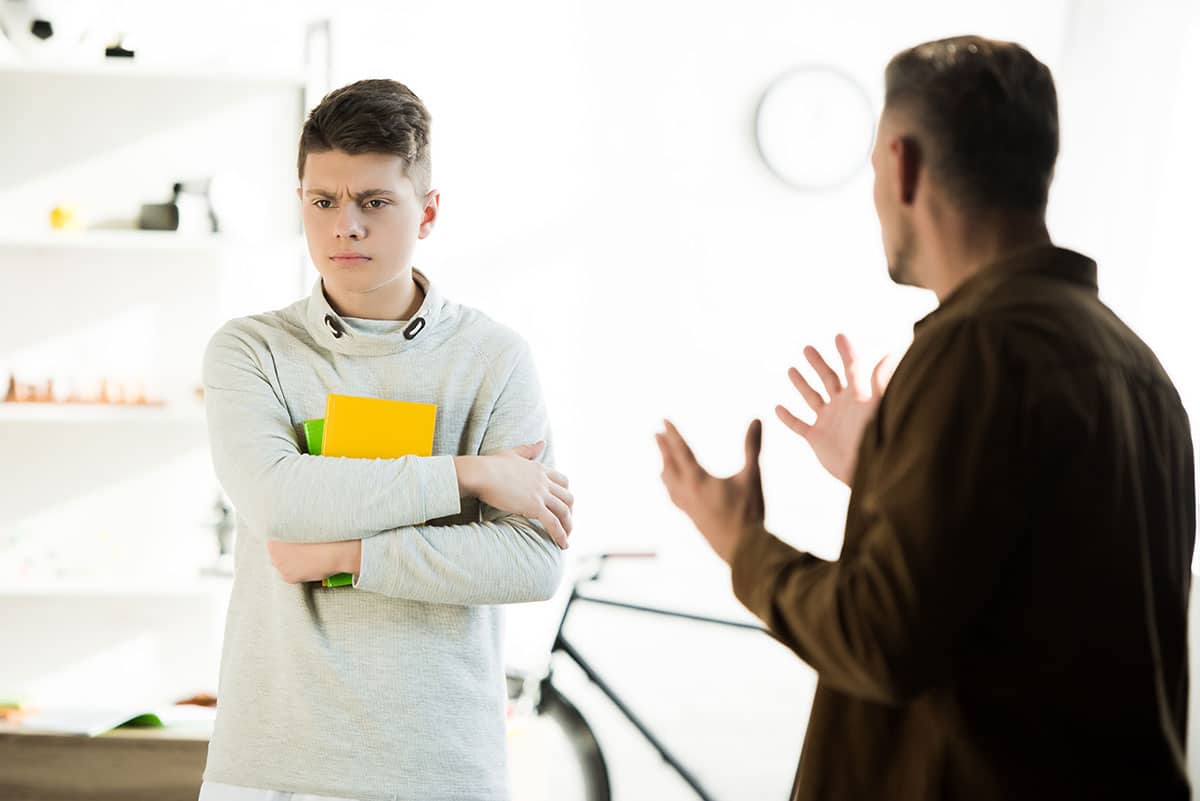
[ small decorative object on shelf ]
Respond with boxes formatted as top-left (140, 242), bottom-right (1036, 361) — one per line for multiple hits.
top-left (104, 33), bottom-right (134, 59)
top-left (48, 203), bottom-right (82, 230)
top-left (138, 178), bottom-right (219, 233)
top-left (3, 372), bottom-right (165, 406)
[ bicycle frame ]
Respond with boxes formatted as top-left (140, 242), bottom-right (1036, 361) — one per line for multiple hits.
top-left (540, 554), bottom-right (783, 801)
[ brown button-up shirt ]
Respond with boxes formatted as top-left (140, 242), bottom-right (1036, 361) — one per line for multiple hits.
top-left (732, 245), bottom-right (1195, 800)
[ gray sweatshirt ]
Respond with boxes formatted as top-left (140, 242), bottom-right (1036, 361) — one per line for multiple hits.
top-left (200, 269), bottom-right (563, 801)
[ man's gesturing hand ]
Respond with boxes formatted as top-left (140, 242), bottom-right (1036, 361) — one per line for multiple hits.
top-left (455, 442), bottom-right (574, 549)
top-left (775, 334), bottom-right (896, 486)
top-left (656, 419), bottom-right (765, 565)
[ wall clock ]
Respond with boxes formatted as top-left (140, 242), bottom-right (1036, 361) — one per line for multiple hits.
top-left (755, 65), bottom-right (876, 191)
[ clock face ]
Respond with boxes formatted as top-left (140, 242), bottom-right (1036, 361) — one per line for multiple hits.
top-left (755, 65), bottom-right (876, 191)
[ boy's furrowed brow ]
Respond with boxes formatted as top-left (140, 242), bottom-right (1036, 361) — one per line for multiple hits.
top-left (304, 188), bottom-right (397, 200)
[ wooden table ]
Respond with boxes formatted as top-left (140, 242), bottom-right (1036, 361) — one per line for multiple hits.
top-left (0, 721), bottom-right (210, 801)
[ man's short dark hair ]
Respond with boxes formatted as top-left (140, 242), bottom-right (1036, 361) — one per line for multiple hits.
top-left (297, 79), bottom-right (432, 195)
top-left (885, 36), bottom-right (1058, 212)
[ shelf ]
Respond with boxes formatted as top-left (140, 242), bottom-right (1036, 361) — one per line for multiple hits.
top-left (0, 59), bottom-right (307, 88)
top-left (0, 403), bottom-right (206, 424)
top-left (0, 230), bottom-right (303, 254)
top-left (0, 575), bottom-right (232, 597)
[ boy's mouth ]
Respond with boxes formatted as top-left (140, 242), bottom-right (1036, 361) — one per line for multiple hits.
top-left (331, 252), bottom-right (371, 265)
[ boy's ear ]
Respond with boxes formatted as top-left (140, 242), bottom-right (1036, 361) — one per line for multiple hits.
top-left (417, 190), bottom-right (441, 240)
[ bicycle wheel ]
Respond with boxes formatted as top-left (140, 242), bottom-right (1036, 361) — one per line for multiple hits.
top-left (507, 675), bottom-right (611, 801)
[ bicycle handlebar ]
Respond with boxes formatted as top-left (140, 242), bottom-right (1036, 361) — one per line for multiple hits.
top-left (598, 551), bottom-right (658, 560)
top-left (578, 550), bottom-right (658, 585)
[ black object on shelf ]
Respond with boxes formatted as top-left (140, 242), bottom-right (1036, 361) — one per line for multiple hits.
top-left (105, 38), bottom-right (134, 58)
top-left (138, 179), bottom-right (219, 233)
top-left (138, 200), bottom-right (178, 231)
top-left (29, 19), bottom-right (52, 41)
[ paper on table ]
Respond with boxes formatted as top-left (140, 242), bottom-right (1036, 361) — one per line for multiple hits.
top-left (8, 703), bottom-right (215, 737)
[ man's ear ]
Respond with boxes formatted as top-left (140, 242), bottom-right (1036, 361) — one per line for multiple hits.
top-left (894, 135), bottom-right (923, 206)
top-left (417, 190), bottom-right (440, 240)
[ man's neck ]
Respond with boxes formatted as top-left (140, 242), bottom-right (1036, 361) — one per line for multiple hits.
top-left (324, 272), bottom-right (425, 321)
top-left (928, 211), bottom-right (1051, 302)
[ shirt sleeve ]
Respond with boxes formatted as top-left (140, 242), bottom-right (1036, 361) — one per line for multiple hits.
top-left (730, 318), bottom-right (1029, 704)
top-left (202, 323), bottom-right (462, 544)
top-left (353, 338), bottom-right (565, 604)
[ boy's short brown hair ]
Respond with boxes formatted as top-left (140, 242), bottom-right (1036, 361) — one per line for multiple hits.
top-left (297, 79), bottom-right (432, 195)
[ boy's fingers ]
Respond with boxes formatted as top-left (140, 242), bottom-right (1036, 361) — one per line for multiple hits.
top-left (538, 508), bottom-right (569, 549)
top-left (513, 441), bottom-right (546, 460)
top-left (549, 481), bottom-right (575, 509)
top-left (546, 495), bottom-right (573, 535)
top-left (547, 468), bottom-right (569, 488)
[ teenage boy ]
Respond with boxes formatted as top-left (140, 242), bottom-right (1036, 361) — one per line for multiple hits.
top-left (198, 79), bottom-right (573, 801)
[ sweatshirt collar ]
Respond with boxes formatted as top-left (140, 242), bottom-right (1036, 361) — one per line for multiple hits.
top-left (305, 268), bottom-right (450, 356)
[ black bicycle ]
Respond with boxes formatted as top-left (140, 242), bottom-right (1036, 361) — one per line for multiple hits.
top-left (505, 552), bottom-right (786, 801)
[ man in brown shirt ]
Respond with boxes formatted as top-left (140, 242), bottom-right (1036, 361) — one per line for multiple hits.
top-left (657, 36), bottom-right (1195, 800)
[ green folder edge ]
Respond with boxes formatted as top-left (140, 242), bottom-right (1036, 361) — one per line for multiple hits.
top-left (302, 418), bottom-right (325, 456)
top-left (120, 712), bottom-right (165, 729)
top-left (302, 417), bottom-right (354, 589)
top-left (0, 702), bottom-right (162, 733)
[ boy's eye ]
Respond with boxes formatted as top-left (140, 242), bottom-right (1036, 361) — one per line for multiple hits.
top-left (312, 199), bottom-right (334, 209)
top-left (364, 199), bottom-right (388, 209)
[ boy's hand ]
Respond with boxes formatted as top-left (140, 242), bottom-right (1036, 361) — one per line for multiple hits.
top-left (775, 334), bottom-right (896, 486)
top-left (454, 443), bottom-right (574, 549)
top-left (267, 540), bottom-right (361, 584)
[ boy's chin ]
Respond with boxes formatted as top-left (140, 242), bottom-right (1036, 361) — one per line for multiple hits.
top-left (318, 266), bottom-right (407, 294)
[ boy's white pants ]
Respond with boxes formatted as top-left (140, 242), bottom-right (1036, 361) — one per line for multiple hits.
top-left (199, 780), bottom-right (361, 801)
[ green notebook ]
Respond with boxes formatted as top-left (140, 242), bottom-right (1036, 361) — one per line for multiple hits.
top-left (302, 417), bottom-right (353, 589)
top-left (302, 418), bottom-right (325, 456)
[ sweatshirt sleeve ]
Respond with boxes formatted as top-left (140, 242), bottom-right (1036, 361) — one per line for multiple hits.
top-left (202, 322), bottom-right (462, 544)
top-left (353, 337), bottom-right (566, 604)
top-left (730, 319), bottom-right (1028, 704)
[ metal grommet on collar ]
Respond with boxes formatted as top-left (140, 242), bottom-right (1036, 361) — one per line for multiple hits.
top-left (403, 317), bottom-right (426, 340)
top-left (324, 314), bottom-right (344, 339)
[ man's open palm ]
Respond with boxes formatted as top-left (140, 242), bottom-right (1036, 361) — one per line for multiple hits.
top-left (775, 334), bottom-right (896, 486)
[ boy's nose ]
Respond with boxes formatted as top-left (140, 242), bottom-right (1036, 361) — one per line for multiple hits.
top-left (335, 209), bottom-right (365, 239)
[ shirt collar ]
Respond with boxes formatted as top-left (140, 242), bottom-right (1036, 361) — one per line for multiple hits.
top-left (914, 244), bottom-right (1098, 333)
top-left (304, 268), bottom-right (449, 356)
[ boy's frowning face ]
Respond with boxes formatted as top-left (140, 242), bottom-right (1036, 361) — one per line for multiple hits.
top-left (298, 149), bottom-right (437, 302)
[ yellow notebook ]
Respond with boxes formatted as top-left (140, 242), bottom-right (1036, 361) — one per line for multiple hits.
top-left (321, 394), bottom-right (438, 459)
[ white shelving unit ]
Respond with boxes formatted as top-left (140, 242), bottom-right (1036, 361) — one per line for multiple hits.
top-left (0, 229), bottom-right (304, 254)
top-left (0, 403), bottom-right (206, 424)
top-left (0, 17), bottom-right (332, 710)
top-left (0, 53), bottom-right (315, 585)
top-left (0, 59), bottom-right (307, 86)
